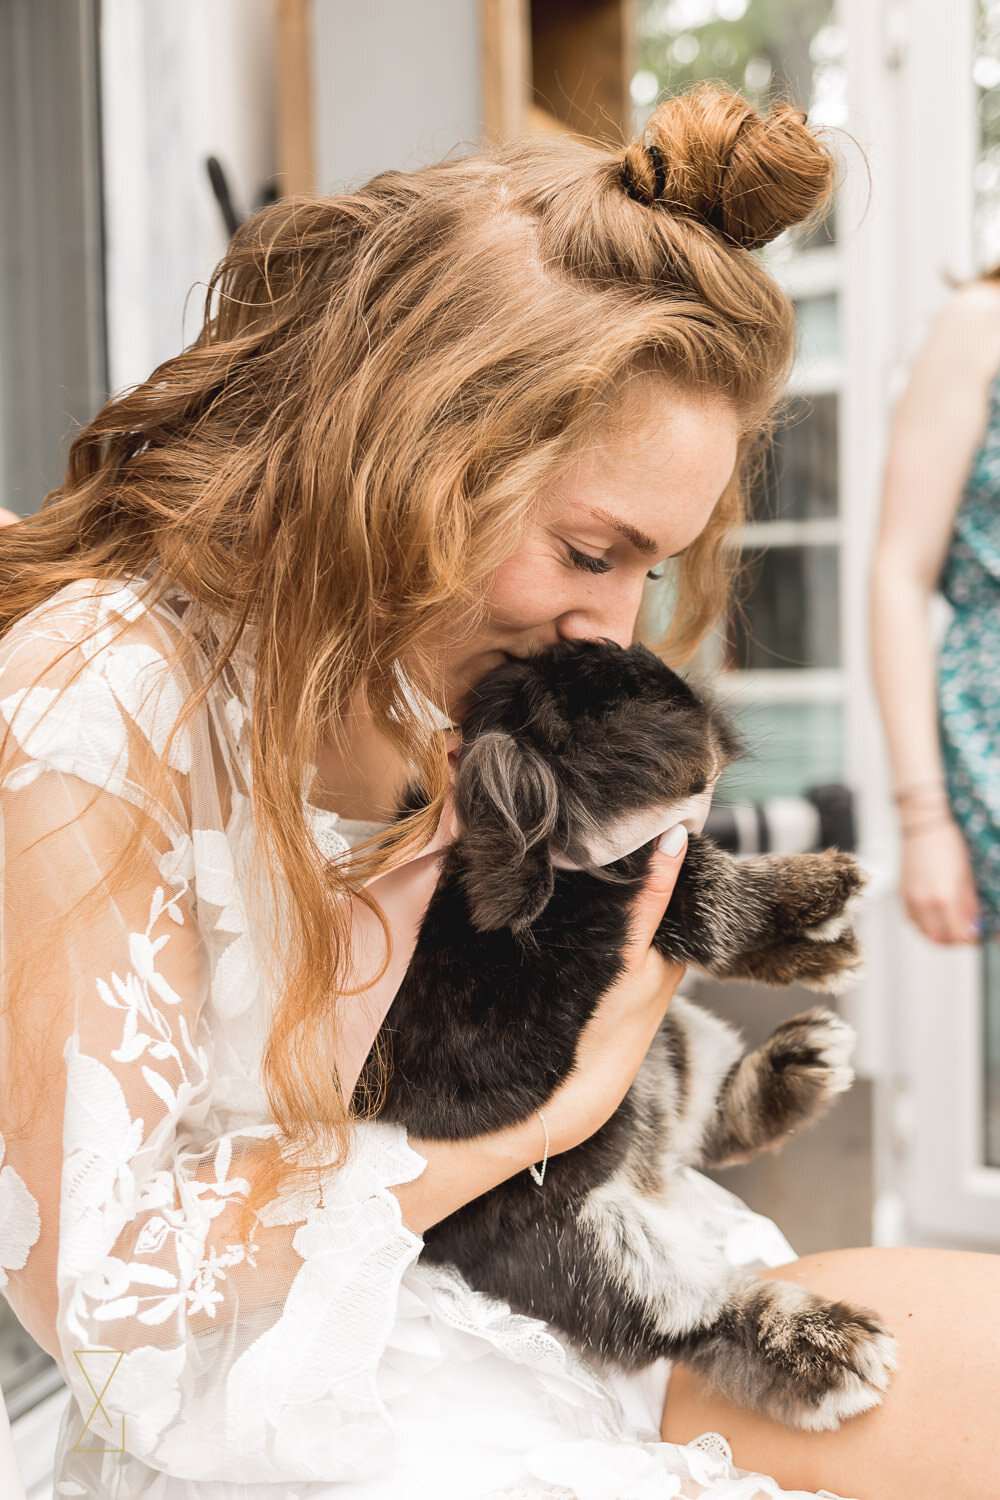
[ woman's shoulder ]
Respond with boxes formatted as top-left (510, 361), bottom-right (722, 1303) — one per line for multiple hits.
top-left (0, 576), bottom-right (210, 799)
top-left (931, 281), bottom-right (1000, 369)
top-left (0, 575), bottom-right (189, 673)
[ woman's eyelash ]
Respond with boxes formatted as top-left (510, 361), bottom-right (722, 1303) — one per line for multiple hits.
top-left (567, 547), bottom-right (612, 575)
top-left (568, 546), bottom-right (666, 581)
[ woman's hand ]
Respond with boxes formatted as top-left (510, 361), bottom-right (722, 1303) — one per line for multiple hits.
top-left (542, 824), bottom-right (689, 1154)
top-left (900, 818), bottom-right (981, 944)
top-left (394, 826), bottom-right (688, 1234)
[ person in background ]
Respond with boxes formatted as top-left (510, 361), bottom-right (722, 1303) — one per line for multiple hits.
top-left (0, 507), bottom-right (19, 525)
top-left (872, 274), bottom-right (1000, 944)
top-left (0, 86), bottom-right (998, 1500)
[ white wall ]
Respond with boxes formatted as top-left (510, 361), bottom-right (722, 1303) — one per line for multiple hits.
top-left (101, 0), bottom-right (277, 394)
top-left (310, 0), bottom-right (482, 191)
top-left (101, 0), bottom-right (484, 391)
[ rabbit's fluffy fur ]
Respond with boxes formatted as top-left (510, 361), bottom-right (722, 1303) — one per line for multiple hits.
top-left (355, 640), bottom-right (896, 1430)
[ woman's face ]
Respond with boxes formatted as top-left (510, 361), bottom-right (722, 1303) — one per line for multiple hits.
top-left (440, 381), bottom-right (741, 715)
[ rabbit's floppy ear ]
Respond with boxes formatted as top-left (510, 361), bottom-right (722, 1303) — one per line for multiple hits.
top-left (454, 731), bottom-right (560, 932)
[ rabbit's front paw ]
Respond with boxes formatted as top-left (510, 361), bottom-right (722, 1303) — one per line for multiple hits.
top-left (683, 1277), bottom-right (897, 1432)
top-left (753, 1280), bottom-right (898, 1431)
top-left (703, 1008), bottom-right (855, 1166)
top-left (758, 1007), bottom-right (855, 1129)
top-left (765, 849), bottom-right (866, 938)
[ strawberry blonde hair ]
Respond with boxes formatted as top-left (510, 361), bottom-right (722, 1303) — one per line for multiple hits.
top-left (0, 86), bottom-right (835, 1221)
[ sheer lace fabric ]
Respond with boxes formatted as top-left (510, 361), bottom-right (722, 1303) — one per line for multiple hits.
top-left (0, 579), bottom-right (846, 1499)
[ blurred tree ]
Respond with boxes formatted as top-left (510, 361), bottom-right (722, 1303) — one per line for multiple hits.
top-left (635, 0), bottom-right (836, 121)
top-left (977, 0), bottom-right (1000, 266)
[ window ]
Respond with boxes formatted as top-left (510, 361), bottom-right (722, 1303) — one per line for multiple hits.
top-left (637, 0), bottom-right (847, 804)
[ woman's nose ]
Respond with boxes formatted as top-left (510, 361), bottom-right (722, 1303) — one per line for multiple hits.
top-left (556, 583), bottom-right (643, 649)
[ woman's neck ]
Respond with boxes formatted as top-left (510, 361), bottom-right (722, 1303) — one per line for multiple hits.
top-left (311, 689), bottom-right (412, 822)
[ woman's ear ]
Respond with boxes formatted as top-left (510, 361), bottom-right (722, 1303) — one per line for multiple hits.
top-left (454, 732), bottom-right (560, 932)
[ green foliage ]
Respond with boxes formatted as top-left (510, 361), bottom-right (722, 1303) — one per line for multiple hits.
top-left (977, 0), bottom-right (1000, 266)
top-left (636, 0), bottom-right (835, 115)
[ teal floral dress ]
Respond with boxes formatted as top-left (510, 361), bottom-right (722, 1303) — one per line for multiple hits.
top-left (938, 369), bottom-right (1000, 934)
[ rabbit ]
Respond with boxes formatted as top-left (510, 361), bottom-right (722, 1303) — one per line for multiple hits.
top-left (354, 639), bottom-right (895, 1431)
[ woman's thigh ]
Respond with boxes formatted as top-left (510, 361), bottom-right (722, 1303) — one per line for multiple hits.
top-left (661, 1246), bottom-right (1000, 1500)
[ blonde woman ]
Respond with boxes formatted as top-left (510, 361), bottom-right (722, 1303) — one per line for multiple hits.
top-left (0, 88), bottom-right (997, 1500)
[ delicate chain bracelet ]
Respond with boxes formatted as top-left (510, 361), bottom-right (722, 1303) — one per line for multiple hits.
top-left (528, 1109), bottom-right (549, 1187)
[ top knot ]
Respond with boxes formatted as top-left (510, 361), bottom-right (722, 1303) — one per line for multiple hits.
top-left (620, 84), bottom-right (835, 251)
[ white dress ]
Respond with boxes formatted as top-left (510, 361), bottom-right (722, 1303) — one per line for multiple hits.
top-left (0, 577), bottom-right (847, 1500)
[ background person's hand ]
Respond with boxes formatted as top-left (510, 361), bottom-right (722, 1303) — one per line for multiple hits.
top-left (901, 818), bottom-right (981, 944)
top-left (543, 825), bottom-right (689, 1155)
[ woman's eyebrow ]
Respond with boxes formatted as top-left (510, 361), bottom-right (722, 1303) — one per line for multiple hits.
top-left (586, 505), bottom-right (659, 556)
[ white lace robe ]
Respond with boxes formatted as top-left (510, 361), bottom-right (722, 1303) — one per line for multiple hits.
top-left (0, 579), bottom-right (841, 1500)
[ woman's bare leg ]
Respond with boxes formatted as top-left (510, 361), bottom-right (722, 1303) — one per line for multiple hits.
top-left (661, 1247), bottom-right (1000, 1500)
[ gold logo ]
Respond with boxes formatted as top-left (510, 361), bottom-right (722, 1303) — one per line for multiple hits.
top-left (71, 1349), bottom-right (125, 1453)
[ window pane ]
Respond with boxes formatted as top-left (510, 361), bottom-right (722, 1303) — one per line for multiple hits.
top-left (717, 701), bottom-right (844, 802)
top-left (750, 393), bottom-right (839, 521)
top-left (726, 544), bottom-right (839, 670)
top-left (0, 1300), bottom-right (59, 1421)
top-left (794, 293), bottom-right (840, 362)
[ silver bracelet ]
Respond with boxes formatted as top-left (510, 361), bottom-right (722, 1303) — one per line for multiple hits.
top-left (528, 1109), bottom-right (549, 1187)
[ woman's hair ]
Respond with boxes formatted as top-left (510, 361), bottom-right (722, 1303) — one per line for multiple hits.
top-left (0, 85), bottom-right (835, 1226)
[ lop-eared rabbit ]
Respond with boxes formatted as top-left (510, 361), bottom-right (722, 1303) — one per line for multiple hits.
top-left (355, 640), bottom-right (895, 1430)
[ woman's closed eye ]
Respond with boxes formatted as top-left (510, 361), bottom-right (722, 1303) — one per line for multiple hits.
top-left (567, 545), bottom-right (665, 582)
top-left (567, 546), bottom-right (612, 576)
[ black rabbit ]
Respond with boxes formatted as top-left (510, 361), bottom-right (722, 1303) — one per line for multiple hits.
top-left (355, 640), bottom-right (894, 1431)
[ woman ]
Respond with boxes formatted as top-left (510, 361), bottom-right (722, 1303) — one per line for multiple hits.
top-left (1, 87), bottom-right (997, 1500)
top-left (872, 272), bottom-right (1000, 945)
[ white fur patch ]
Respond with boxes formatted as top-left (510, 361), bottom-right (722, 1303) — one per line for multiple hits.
top-left (803, 959), bottom-right (865, 997)
top-left (659, 995), bottom-right (743, 1165)
top-left (804, 913), bottom-right (851, 943)
top-left (796, 1329), bottom-right (898, 1430)
top-left (804, 1012), bottom-right (856, 1096)
top-left (578, 1172), bottom-right (731, 1338)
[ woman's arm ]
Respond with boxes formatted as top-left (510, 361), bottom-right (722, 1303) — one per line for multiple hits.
top-left (394, 829), bottom-right (689, 1233)
top-left (870, 283), bottom-right (1000, 942)
top-left (0, 589), bottom-right (689, 1484)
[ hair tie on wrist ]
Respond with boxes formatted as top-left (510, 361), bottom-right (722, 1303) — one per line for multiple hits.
top-left (900, 812), bottom-right (954, 839)
top-left (894, 778), bottom-right (947, 805)
top-left (528, 1109), bottom-right (549, 1187)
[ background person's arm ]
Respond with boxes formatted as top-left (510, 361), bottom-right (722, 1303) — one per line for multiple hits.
top-left (871, 282), bottom-right (1000, 943)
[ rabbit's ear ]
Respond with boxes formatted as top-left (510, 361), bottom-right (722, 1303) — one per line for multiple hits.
top-left (454, 732), bottom-right (560, 932)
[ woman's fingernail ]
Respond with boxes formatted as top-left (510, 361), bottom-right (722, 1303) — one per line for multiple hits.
top-left (657, 824), bottom-right (687, 857)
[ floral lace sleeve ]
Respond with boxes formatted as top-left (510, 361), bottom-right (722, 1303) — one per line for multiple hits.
top-left (0, 581), bottom-right (427, 1490)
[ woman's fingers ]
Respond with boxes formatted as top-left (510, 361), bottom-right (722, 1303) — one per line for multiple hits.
top-left (623, 824), bottom-right (688, 962)
top-left (903, 824), bottom-right (982, 944)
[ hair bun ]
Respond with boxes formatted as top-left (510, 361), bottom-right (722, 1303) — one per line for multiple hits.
top-left (621, 84), bottom-right (835, 250)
